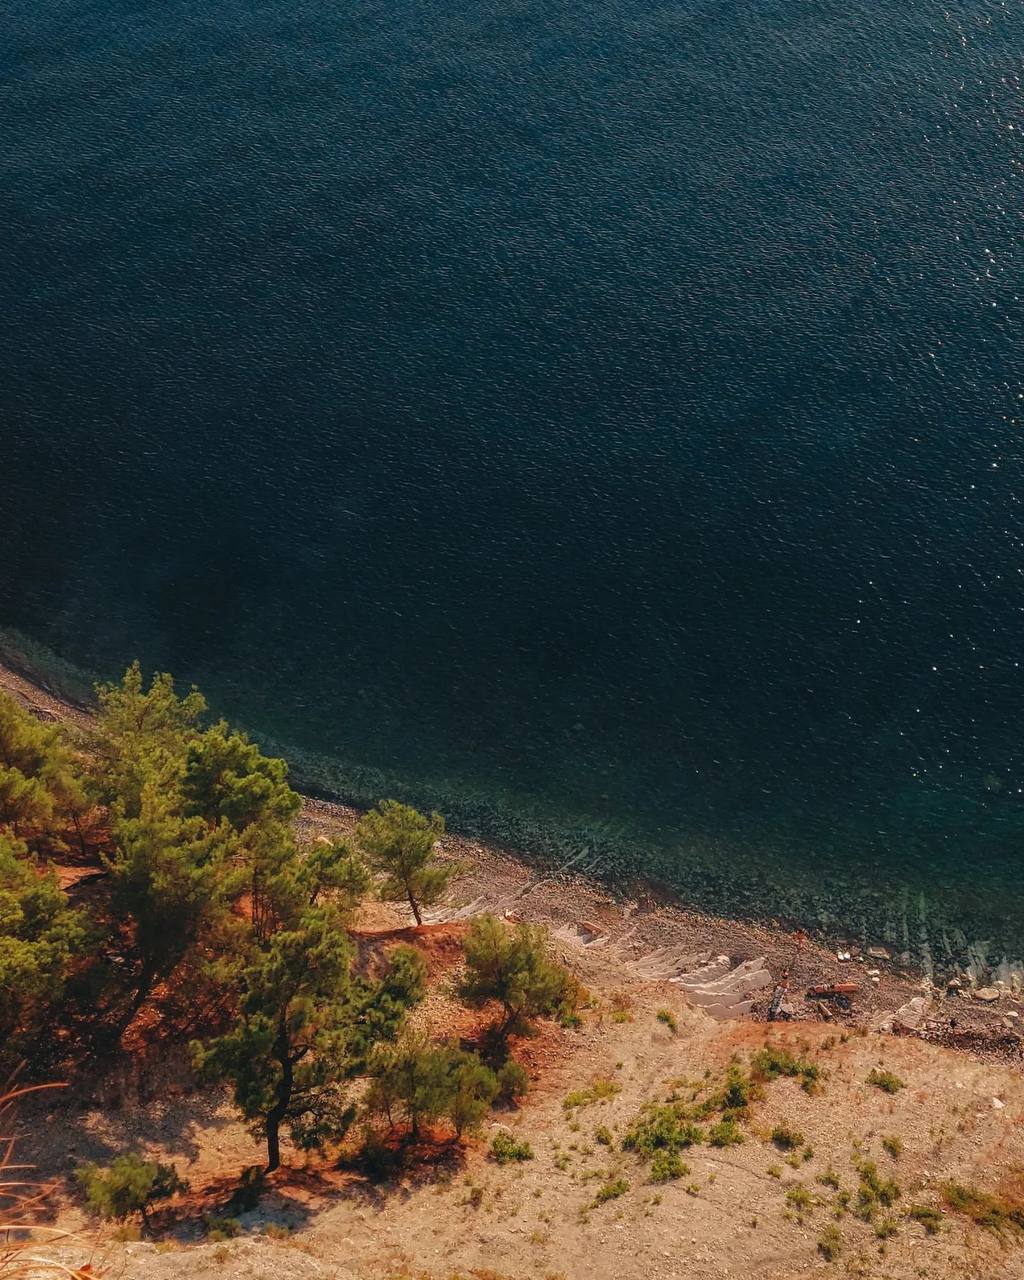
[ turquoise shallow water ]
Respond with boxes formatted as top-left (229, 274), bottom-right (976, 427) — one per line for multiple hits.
top-left (2, 0), bottom-right (1023, 959)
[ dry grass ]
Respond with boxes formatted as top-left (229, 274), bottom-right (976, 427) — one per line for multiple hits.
top-left (0, 1085), bottom-right (94, 1278)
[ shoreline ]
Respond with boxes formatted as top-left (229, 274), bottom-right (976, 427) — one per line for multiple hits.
top-left (3, 631), bottom-right (1021, 976)
top-left (2, 652), bottom-right (1021, 1064)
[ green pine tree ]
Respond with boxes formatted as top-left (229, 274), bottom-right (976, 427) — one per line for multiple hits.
top-left (0, 834), bottom-right (86, 1061)
top-left (355, 800), bottom-right (452, 926)
top-left (459, 914), bottom-right (576, 1038)
top-left (76, 1153), bottom-right (187, 1231)
top-left (0, 692), bottom-right (85, 844)
top-left (90, 663), bottom-right (206, 818)
top-left (193, 841), bottom-right (424, 1171)
top-left (182, 721), bottom-right (301, 833)
top-left (102, 784), bottom-right (239, 1020)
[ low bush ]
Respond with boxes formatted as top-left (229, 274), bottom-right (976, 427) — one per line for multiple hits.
top-left (907, 1203), bottom-right (943, 1235)
top-left (866, 1069), bottom-right (905, 1094)
top-left (490, 1132), bottom-right (533, 1164)
top-left (786, 1185), bottom-right (814, 1211)
top-left (496, 1058), bottom-right (530, 1104)
top-left (623, 1104), bottom-right (704, 1155)
top-left (76, 1154), bottom-right (187, 1229)
top-left (751, 1045), bottom-right (823, 1093)
top-left (770, 1122), bottom-right (804, 1152)
top-left (943, 1182), bottom-right (1024, 1236)
top-left (817, 1224), bottom-right (842, 1261)
top-left (564, 1078), bottom-right (621, 1110)
top-left (228, 1165), bottom-right (267, 1214)
top-left (854, 1160), bottom-right (900, 1221)
top-left (708, 1118), bottom-right (745, 1148)
top-left (702, 1063), bottom-right (756, 1115)
top-left (656, 1008), bottom-right (678, 1034)
top-left (203, 1214), bottom-right (241, 1241)
top-left (593, 1177), bottom-right (629, 1204)
top-left (650, 1150), bottom-right (690, 1183)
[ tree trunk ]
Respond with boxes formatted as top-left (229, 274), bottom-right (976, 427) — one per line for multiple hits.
top-left (114, 960), bottom-right (158, 1042)
top-left (407, 889), bottom-right (422, 927)
top-left (265, 1017), bottom-right (293, 1173)
top-left (129, 960), bottom-right (158, 1019)
top-left (266, 1115), bottom-right (282, 1173)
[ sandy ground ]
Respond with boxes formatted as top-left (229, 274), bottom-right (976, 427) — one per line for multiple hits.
top-left (25, 927), bottom-right (1024, 1280)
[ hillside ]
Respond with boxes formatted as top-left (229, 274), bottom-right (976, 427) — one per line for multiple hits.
top-left (27, 896), bottom-right (1024, 1280)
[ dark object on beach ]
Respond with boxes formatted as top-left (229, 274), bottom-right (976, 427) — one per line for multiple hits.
top-left (767, 983), bottom-right (793, 1021)
top-left (806, 982), bottom-right (860, 1011)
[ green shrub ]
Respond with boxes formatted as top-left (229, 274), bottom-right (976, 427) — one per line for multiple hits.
top-left (76, 1154), bottom-right (187, 1228)
top-left (881, 1134), bottom-right (903, 1159)
top-left (751, 1045), bottom-right (822, 1093)
top-left (496, 1058), bottom-right (530, 1103)
top-left (874, 1215), bottom-right (898, 1239)
top-left (227, 1166), bottom-right (267, 1214)
top-left (650, 1150), bottom-right (689, 1183)
top-left (770, 1122), bottom-right (804, 1151)
top-left (817, 1224), bottom-right (842, 1261)
top-left (655, 1008), bottom-right (678, 1034)
top-left (786, 1185), bottom-right (814, 1211)
top-left (622, 1104), bottom-right (704, 1155)
top-left (817, 1167), bottom-right (841, 1191)
top-left (490, 1132), bottom-right (533, 1164)
top-left (858, 1160), bottom-right (900, 1206)
top-left (594, 1125), bottom-right (613, 1148)
top-left (708, 1118), bottom-right (745, 1148)
top-left (854, 1160), bottom-right (900, 1220)
top-left (943, 1182), bottom-right (1024, 1236)
top-left (366, 1037), bottom-right (497, 1140)
top-left (564, 1078), bottom-right (621, 1109)
top-left (203, 1214), bottom-right (241, 1241)
top-left (359, 1127), bottom-right (398, 1181)
top-left (907, 1203), bottom-right (943, 1235)
top-left (594, 1177), bottom-right (629, 1204)
top-left (866, 1069), bottom-right (905, 1094)
top-left (703, 1063), bottom-right (755, 1115)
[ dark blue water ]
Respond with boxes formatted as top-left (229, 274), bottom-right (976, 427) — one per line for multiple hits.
top-left (3, 0), bottom-right (1023, 958)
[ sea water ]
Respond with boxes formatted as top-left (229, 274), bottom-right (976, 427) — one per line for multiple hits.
top-left (2, 0), bottom-right (1023, 962)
